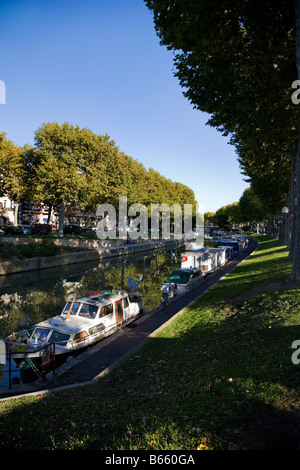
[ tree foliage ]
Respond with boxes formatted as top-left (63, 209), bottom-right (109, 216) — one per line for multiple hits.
top-left (214, 202), bottom-right (241, 230)
top-left (0, 133), bottom-right (25, 202)
top-left (145, 0), bottom-right (300, 278)
top-left (238, 187), bottom-right (268, 224)
top-left (0, 122), bottom-right (197, 228)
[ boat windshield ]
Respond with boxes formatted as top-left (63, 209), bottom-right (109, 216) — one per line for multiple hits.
top-left (78, 303), bottom-right (98, 319)
top-left (62, 301), bottom-right (98, 319)
top-left (49, 331), bottom-right (70, 345)
top-left (32, 328), bottom-right (50, 342)
top-left (62, 302), bottom-right (80, 316)
top-left (165, 270), bottom-right (193, 284)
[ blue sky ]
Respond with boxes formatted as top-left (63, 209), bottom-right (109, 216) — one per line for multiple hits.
top-left (0, 0), bottom-right (249, 213)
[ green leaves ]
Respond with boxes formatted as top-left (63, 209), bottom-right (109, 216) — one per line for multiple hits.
top-left (145, 0), bottom-right (299, 215)
top-left (1, 121), bottom-right (197, 219)
top-left (34, 122), bottom-right (97, 208)
top-left (0, 133), bottom-right (25, 202)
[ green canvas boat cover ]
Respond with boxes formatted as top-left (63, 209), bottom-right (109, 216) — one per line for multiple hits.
top-left (164, 269), bottom-right (194, 285)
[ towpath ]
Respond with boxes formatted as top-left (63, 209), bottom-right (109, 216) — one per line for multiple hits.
top-left (1, 238), bottom-right (257, 398)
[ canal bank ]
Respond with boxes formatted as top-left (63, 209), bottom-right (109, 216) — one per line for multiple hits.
top-left (0, 237), bottom-right (185, 276)
top-left (0, 238), bottom-right (258, 399)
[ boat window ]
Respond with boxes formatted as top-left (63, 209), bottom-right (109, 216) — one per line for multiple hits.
top-left (89, 323), bottom-right (105, 335)
top-left (49, 331), bottom-right (70, 344)
top-left (116, 301), bottom-right (123, 316)
top-left (123, 296), bottom-right (129, 309)
top-left (78, 303), bottom-right (98, 319)
top-left (62, 302), bottom-right (80, 316)
top-left (100, 303), bottom-right (113, 317)
top-left (32, 328), bottom-right (50, 342)
top-left (73, 331), bottom-right (88, 343)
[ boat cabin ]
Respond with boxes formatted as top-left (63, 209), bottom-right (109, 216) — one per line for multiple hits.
top-left (27, 290), bottom-right (143, 353)
top-left (163, 268), bottom-right (202, 286)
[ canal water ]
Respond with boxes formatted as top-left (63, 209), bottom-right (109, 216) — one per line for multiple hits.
top-left (0, 245), bottom-right (184, 386)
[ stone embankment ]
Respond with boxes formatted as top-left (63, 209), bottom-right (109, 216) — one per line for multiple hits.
top-left (0, 237), bottom-right (184, 276)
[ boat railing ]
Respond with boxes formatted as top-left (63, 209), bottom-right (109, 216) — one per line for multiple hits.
top-left (5, 342), bottom-right (56, 390)
top-left (4, 328), bottom-right (34, 344)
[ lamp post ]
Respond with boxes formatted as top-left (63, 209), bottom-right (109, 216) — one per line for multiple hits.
top-left (281, 206), bottom-right (289, 245)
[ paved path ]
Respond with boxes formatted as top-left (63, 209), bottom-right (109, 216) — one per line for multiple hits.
top-left (1, 239), bottom-right (257, 398)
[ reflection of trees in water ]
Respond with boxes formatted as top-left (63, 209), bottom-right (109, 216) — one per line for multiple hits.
top-left (0, 284), bottom-right (65, 338)
top-left (138, 253), bottom-right (179, 311)
top-left (75, 251), bottom-right (181, 312)
top-left (0, 248), bottom-right (182, 337)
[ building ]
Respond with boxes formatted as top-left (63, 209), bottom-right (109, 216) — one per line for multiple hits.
top-left (0, 196), bottom-right (16, 225)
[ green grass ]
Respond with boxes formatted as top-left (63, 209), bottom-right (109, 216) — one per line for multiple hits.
top-left (0, 232), bottom-right (98, 261)
top-left (0, 235), bottom-right (300, 450)
top-left (0, 241), bottom-right (90, 260)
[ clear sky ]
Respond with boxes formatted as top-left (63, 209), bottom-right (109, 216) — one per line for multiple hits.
top-left (0, 0), bottom-right (249, 213)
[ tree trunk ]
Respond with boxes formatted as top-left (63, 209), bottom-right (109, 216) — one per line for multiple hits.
top-left (288, 155), bottom-right (297, 257)
top-left (297, 0), bottom-right (300, 74)
top-left (13, 202), bottom-right (19, 225)
top-left (47, 203), bottom-right (53, 224)
top-left (289, 142), bottom-right (300, 280)
top-left (289, 0), bottom-right (300, 280)
top-left (58, 201), bottom-right (65, 238)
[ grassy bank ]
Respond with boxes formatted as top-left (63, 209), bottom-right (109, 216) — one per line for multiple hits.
top-left (1, 235), bottom-right (300, 450)
top-left (0, 233), bottom-right (98, 261)
top-left (0, 240), bottom-right (90, 260)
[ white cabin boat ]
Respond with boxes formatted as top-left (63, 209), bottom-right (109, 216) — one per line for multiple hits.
top-left (181, 246), bottom-right (226, 273)
top-left (4, 290), bottom-right (144, 370)
top-left (161, 245), bottom-right (228, 304)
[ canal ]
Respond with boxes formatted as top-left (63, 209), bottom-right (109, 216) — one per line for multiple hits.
top-left (0, 245), bottom-right (184, 386)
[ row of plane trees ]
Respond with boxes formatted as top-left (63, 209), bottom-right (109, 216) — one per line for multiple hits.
top-left (0, 122), bottom-right (197, 229)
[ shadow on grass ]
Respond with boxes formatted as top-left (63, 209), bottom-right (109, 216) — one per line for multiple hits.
top-left (1, 287), bottom-right (300, 451)
top-left (1, 236), bottom-right (299, 450)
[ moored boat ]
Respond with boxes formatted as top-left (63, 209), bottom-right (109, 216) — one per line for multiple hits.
top-left (3, 289), bottom-right (144, 371)
top-left (161, 267), bottom-right (203, 304)
top-left (181, 246), bottom-right (227, 273)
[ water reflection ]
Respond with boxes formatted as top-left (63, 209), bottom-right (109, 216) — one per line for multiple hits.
top-left (0, 246), bottom-right (184, 386)
top-left (0, 246), bottom-right (183, 340)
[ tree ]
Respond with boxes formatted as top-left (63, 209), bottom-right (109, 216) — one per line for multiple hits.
top-left (204, 211), bottom-right (216, 225)
top-left (290, 0), bottom-right (300, 279)
top-left (33, 122), bottom-right (97, 235)
top-left (0, 133), bottom-right (27, 224)
top-left (145, 0), bottom-right (300, 279)
top-left (239, 187), bottom-right (268, 225)
top-left (236, 143), bottom-right (290, 214)
top-left (31, 122), bottom-right (198, 236)
top-left (214, 202), bottom-right (241, 231)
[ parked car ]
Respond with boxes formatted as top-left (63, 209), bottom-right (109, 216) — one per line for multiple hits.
top-left (63, 224), bottom-right (82, 234)
top-left (18, 224), bottom-right (32, 235)
top-left (0, 228), bottom-right (4, 235)
top-left (41, 224), bottom-right (57, 233)
top-left (81, 226), bottom-right (96, 234)
top-left (0, 225), bottom-right (22, 235)
top-left (31, 224), bottom-right (52, 235)
top-left (0, 225), bottom-right (13, 235)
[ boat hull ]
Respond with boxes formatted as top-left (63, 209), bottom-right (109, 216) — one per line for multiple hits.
top-left (7, 310), bottom-right (143, 373)
top-left (161, 273), bottom-right (204, 304)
